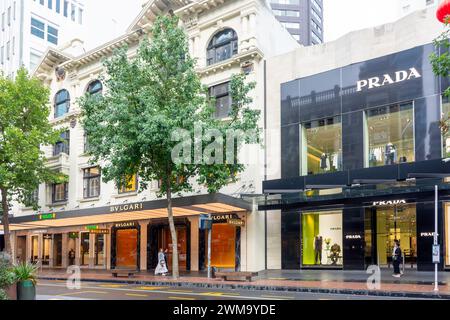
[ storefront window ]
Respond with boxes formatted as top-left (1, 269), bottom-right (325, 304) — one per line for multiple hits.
top-left (116, 228), bottom-right (138, 268)
top-left (365, 102), bottom-right (414, 167)
top-left (80, 232), bottom-right (90, 266)
top-left (442, 97), bottom-right (450, 158)
top-left (300, 116), bottom-right (342, 175)
top-left (31, 236), bottom-right (39, 263)
top-left (94, 234), bottom-right (105, 266)
top-left (42, 234), bottom-right (51, 265)
top-left (301, 210), bottom-right (343, 267)
top-left (210, 224), bottom-right (236, 269)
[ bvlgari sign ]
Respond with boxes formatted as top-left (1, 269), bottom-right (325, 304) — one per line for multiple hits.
top-left (110, 202), bottom-right (144, 213)
top-left (356, 68), bottom-right (422, 92)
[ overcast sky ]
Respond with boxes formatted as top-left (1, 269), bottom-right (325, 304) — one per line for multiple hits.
top-left (82, 0), bottom-right (404, 50)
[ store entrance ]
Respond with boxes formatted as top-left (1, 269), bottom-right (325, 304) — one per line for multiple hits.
top-left (375, 204), bottom-right (417, 268)
top-left (148, 223), bottom-right (190, 272)
top-left (53, 234), bottom-right (63, 267)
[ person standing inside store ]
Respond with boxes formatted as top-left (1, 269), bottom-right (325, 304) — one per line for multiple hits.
top-left (392, 240), bottom-right (403, 278)
top-left (314, 236), bottom-right (323, 265)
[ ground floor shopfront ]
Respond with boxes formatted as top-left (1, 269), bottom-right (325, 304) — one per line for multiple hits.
top-left (262, 179), bottom-right (450, 272)
top-left (5, 194), bottom-right (262, 272)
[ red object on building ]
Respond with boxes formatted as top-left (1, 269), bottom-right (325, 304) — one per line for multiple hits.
top-left (437, 0), bottom-right (450, 23)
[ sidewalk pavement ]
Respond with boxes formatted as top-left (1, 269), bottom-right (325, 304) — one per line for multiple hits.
top-left (37, 268), bottom-right (450, 299)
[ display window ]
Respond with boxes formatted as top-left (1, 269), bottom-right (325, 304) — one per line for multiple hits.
top-left (301, 211), bottom-right (343, 267)
top-left (300, 116), bottom-right (342, 176)
top-left (42, 234), bottom-right (51, 265)
top-left (364, 102), bottom-right (414, 167)
top-left (116, 228), bottom-right (138, 268)
top-left (94, 234), bottom-right (105, 266)
top-left (210, 224), bottom-right (236, 269)
top-left (31, 236), bottom-right (39, 263)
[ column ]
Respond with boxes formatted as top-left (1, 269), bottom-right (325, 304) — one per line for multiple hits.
top-left (75, 235), bottom-right (81, 266)
top-left (189, 217), bottom-right (199, 272)
top-left (26, 235), bottom-right (32, 263)
top-left (62, 233), bottom-right (69, 268)
top-left (139, 221), bottom-right (149, 271)
top-left (10, 233), bottom-right (16, 265)
top-left (248, 13), bottom-right (257, 48)
top-left (49, 235), bottom-right (54, 268)
top-left (106, 231), bottom-right (111, 270)
top-left (89, 233), bottom-right (95, 269)
top-left (38, 234), bottom-right (43, 266)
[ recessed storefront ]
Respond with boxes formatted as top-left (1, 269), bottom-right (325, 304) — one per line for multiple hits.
top-left (112, 222), bottom-right (140, 269)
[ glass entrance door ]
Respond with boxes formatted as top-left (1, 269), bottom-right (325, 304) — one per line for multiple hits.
top-left (376, 204), bottom-right (417, 268)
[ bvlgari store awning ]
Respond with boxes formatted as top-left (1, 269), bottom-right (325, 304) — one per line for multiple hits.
top-left (1, 193), bottom-right (252, 232)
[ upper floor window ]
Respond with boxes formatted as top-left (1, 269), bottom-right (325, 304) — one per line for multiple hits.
top-left (209, 82), bottom-right (231, 119)
top-left (83, 167), bottom-right (101, 198)
top-left (365, 102), bottom-right (414, 168)
top-left (24, 189), bottom-right (39, 207)
top-left (207, 29), bottom-right (238, 66)
top-left (52, 182), bottom-right (68, 203)
top-left (87, 80), bottom-right (103, 95)
top-left (118, 174), bottom-right (138, 194)
top-left (31, 17), bottom-right (45, 39)
top-left (300, 116), bottom-right (343, 176)
top-left (54, 131), bottom-right (70, 156)
top-left (55, 89), bottom-right (70, 118)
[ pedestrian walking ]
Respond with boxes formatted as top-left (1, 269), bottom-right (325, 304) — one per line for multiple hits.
top-left (155, 248), bottom-right (168, 276)
top-left (392, 240), bottom-right (402, 278)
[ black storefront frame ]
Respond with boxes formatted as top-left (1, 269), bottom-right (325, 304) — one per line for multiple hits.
top-left (279, 194), bottom-right (447, 272)
top-left (111, 222), bottom-right (141, 270)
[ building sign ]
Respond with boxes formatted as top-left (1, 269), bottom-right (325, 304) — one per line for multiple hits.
top-left (372, 200), bottom-right (406, 207)
top-left (85, 225), bottom-right (99, 231)
top-left (433, 245), bottom-right (440, 264)
top-left (114, 222), bottom-right (137, 229)
top-left (420, 232), bottom-right (436, 238)
top-left (345, 234), bottom-right (362, 240)
top-left (38, 213), bottom-right (56, 220)
top-left (356, 68), bottom-right (421, 92)
top-left (110, 202), bottom-right (144, 213)
top-left (227, 218), bottom-right (245, 227)
top-left (211, 214), bottom-right (239, 223)
top-left (33, 230), bottom-right (48, 234)
top-left (90, 229), bottom-right (109, 234)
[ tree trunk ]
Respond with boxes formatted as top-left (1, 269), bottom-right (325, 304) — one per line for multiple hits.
top-left (166, 178), bottom-right (179, 279)
top-left (1, 187), bottom-right (12, 256)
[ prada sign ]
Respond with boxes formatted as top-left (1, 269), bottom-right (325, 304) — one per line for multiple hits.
top-left (110, 202), bottom-right (143, 213)
top-left (373, 200), bottom-right (406, 207)
top-left (357, 68), bottom-right (421, 92)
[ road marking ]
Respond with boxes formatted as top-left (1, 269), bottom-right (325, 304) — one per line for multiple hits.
top-left (39, 283), bottom-right (282, 300)
top-left (170, 289), bottom-right (194, 293)
top-left (200, 292), bottom-right (241, 297)
top-left (99, 284), bottom-right (128, 288)
top-left (261, 295), bottom-right (295, 300)
top-left (126, 293), bottom-right (148, 297)
top-left (137, 286), bottom-right (167, 291)
top-left (268, 278), bottom-right (287, 280)
top-left (56, 290), bottom-right (107, 297)
top-left (169, 296), bottom-right (195, 300)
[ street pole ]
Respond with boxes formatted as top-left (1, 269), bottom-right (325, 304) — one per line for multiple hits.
top-left (434, 184), bottom-right (439, 292)
top-left (207, 214), bottom-right (212, 279)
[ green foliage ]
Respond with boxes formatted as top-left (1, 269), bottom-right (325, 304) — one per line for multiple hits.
top-left (12, 262), bottom-right (38, 286)
top-left (430, 21), bottom-right (450, 99)
top-left (0, 68), bottom-right (66, 206)
top-left (0, 252), bottom-right (15, 290)
top-left (0, 289), bottom-right (8, 300)
top-left (80, 14), bottom-right (261, 196)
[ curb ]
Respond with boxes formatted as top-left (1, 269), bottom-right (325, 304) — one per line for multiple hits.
top-left (38, 276), bottom-right (450, 300)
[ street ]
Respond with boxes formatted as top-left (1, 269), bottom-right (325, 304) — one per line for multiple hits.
top-left (36, 280), bottom-right (423, 300)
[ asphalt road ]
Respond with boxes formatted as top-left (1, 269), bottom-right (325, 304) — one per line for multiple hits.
top-left (36, 280), bottom-right (422, 300)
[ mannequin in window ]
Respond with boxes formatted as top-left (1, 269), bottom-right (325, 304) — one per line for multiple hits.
top-left (385, 143), bottom-right (396, 165)
top-left (314, 236), bottom-right (323, 265)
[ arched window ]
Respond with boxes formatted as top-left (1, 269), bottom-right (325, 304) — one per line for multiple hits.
top-left (87, 80), bottom-right (103, 95)
top-left (54, 89), bottom-right (70, 118)
top-left (207, 28), bottom-right (238, 66)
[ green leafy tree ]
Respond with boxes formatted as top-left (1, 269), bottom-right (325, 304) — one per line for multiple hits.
top-left (0, 69), bottom-right (65, 255)
top-left (80, 15), bottom-right (261, 278)
top-left (431, 20), bottom-right (450, 135)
